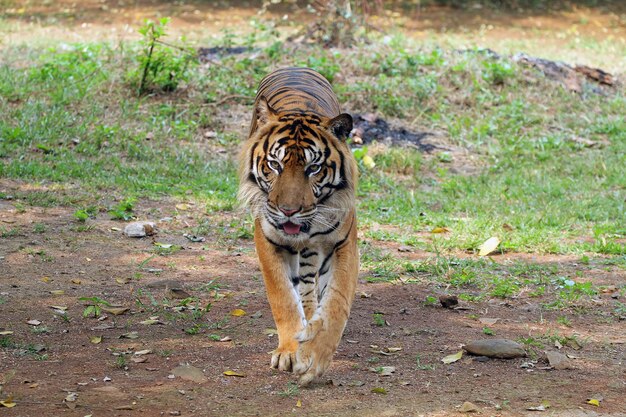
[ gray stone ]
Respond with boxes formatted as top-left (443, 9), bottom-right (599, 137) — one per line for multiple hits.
top-left (546, 351), bottom-right (573, 370)
top-left (170, 364), bottom-right (207, 383)
top-left (123, 222), bottom-right (156, 238)
top-left (464, 339), bottom-right (526, 359)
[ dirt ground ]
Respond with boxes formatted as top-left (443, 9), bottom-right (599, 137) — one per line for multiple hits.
top-left (1, 191), bottom-right (625, 417)
top-left (1, 1), bottom-right (626, 416)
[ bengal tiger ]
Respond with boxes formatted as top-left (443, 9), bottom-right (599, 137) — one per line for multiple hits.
top-left (238, 67), bottom-right (358, 386)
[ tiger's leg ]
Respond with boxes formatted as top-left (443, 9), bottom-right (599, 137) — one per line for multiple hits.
top-left (297, 249), bottom-right (319, 321)
top-left (254, 221), bottom-right (306, 372)
top-left (293, 218), bottom-right (358, 386)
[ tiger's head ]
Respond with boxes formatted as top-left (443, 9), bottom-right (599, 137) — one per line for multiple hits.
top-left (239, 97), bottom-right (357, 242)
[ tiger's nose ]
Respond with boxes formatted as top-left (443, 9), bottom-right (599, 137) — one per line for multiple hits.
top-left (279, 207), bottom-right (300, 216)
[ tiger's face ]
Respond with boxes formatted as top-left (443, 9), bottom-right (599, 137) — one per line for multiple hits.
top-left (239, 98), bottom-right (355, 243)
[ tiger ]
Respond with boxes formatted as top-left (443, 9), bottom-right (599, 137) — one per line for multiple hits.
top-left (238, 67), bottom-right (359, 386)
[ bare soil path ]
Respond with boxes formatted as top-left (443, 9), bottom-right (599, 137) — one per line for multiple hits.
top-left (1, 192), bottom-right (624, 416)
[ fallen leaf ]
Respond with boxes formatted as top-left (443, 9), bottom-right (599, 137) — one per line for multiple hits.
top-left (441, 351), bottom-right (463, 364)
top-left (527, 405), bottom-right (548, 411)
top-left (50, 290), bottom-right (65, 295)
top-left (478, 237), bottom-right (500, 256)
top-left (71, 279), bottom-right (81, 285)
top-left (0, 331), bottom-right (14, 335)
top-left (478, 318), bottom-right (500, 325)
top-left (27, 320), bottom-right (41, 326)
top-left (139, 319), bottom-right (162, 325)
top-left (431, 227), bottom-right (450, 234)
top-left (296, 399), bottom-right (302, 408)
top-left (101, 307), bottom-right (129, 316)
top-left (115, 277), bottom-right (130, 285)
top-left (90, 336), bottom-right (102, 344)
top-left (0, 397), bottom-right (16, 408)
top-left (64, 392), bottom-right (78, 402)
top-left (263, 328), bottom-right (277, 335)
top-left (175, 203), bottom-right (190, 211)
top-left (41, 276), bottom-right (51, 283)
top-left (219, 336), bottom-right (232, 342)
top-left (587, 399), bottom-right (600, 407)
top-left (223, 370), bottom-right (245, 377)
top-left (49, 305), bottom-right (68, 311)
top-left (134, 349), bottom-right (152, 356)
top-left (231, 309), bottom-right (246, 317)
top-left (131, 356), bottom-right (148, 363)
top-left (371, 387), bottom-right (387, 394)
top-left (459, 401), bottom-right (479, 412)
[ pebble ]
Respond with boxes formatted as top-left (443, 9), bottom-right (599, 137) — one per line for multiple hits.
top-left (546, 351), bottom-right (573, 370)
top-left (464, 339), bottom-right (526, 359)
top-left (123, 222), bottom-right (156, 238)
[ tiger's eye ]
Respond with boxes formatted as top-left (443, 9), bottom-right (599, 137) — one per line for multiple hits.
top-left (267, 160), bottom-right (281, 172)
top-left (307, 164), bottom-right (321, 176)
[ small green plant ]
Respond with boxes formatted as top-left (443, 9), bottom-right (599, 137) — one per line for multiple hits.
top-left (115, 355), bottom-right (127, 369)
top-left (557, 316), bottom-right (572, 327)
top-left (208, 334), bottom-right (221, 341)
top-left (482, 327), bottom-right (495, 336)
top-left (32, 223), bottom-right (46, 233)
top-left (490, 277), bottom-right (520, 298)
top-left (482, 59), bottom-right (514, 85)
top-left (372, 313), bottom-right (385, 327)
top-left (517, 336), bottom-right (544, 349)
top-left (132, 17), bottom-right (196, 94)
top-left (184, 323), bottom-right (205, 335)
top-left (278, 381), bottom-right (300, 398)
top-left (424, 295), bottom-right (438, 306)
top-left (74, 206), bottom-right (98, 222)
top-left (79, 296), bottom-right (112, 318)
top-left (109, 198), bottom-right (136, 221)
top-left (31, 326), bottom-right (50, 334)
top-left (415, 355), bottom-right (435, 371)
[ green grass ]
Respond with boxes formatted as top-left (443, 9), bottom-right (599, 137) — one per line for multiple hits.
top-left (0, 20), bottom-right (624, 262)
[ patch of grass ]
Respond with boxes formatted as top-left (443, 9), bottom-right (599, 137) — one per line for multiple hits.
top-left (109, 198), bottom-right (136, 221)
top-left (482, 327), bottom-right (495, 336)
top-left (415, 355), bottom-right (435, 371)
top-left (278, 381), bottom-right (300, 398)
top-left (372, 313), bottom-right (386, 327)
top-left (0, 226), bottom-right (21, 238)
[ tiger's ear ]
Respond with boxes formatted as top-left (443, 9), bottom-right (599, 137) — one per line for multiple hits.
top-left (326, 113), bottom-right (353, 141)
top-left (256, 96), bottom-right (277, 127)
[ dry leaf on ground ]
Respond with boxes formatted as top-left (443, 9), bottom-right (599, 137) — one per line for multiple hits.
top-left (478, 237), bottom-right (500, 256)
top-left (441, 351), bottom-right (463, 364)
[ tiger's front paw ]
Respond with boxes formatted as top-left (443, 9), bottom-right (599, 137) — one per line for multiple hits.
top-left (293, 334), bottom-right (334, 386)
top-left (270, 344), bottom-right (297, 372)
top-left (295, 317), bottom-right (324, 343)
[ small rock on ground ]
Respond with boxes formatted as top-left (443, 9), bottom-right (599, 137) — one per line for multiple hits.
top-left (124, 222), bottom-right (156, 238)
top-left (464, 339), bottom-right (526, 359)
top-left (546, 351), bottom-right (573, 370)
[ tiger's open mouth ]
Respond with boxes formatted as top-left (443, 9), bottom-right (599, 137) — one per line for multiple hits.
top-left (281, 221), bottom-right (302, 235)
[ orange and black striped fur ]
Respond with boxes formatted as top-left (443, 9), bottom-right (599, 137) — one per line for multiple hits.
top-left (238, 68), bottom-right (358, 386)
